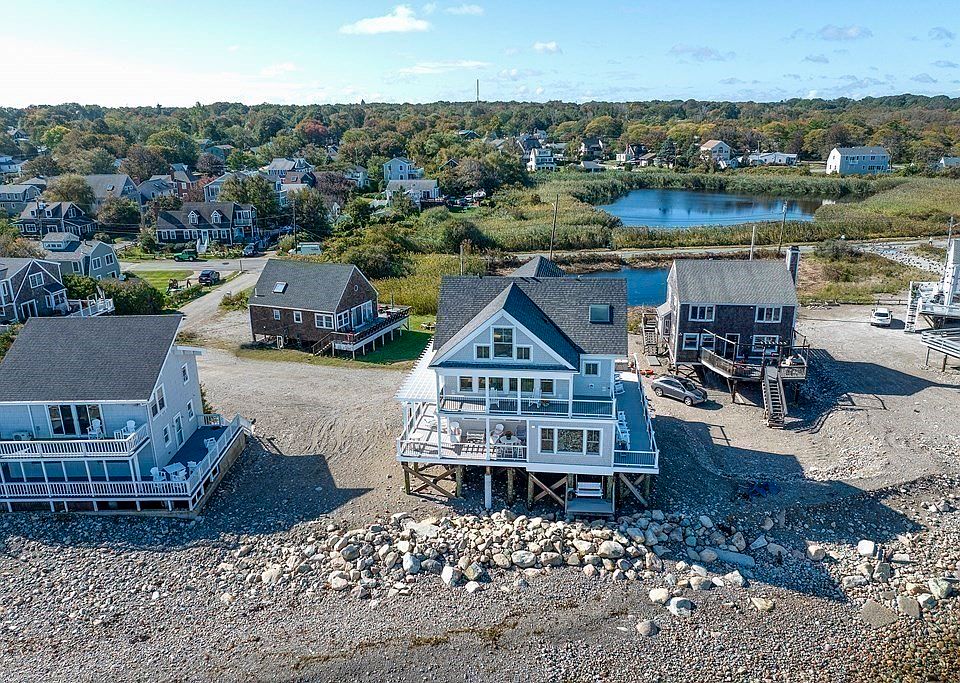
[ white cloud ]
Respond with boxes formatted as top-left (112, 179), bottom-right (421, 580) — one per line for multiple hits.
top-left (669, 45), bottom-right (735, 62)
top-left (422, 2), bottom-right (437, 14)
top-left (817, 24), bottom-right (872, 41)
top-left (929, 26), bottom-right (955, 41)
top-left (911, 72), bottom-right (937, 84)
top-left (445, 3), bottom-right (483, 15)
top-left (533, 41), bottom-right (561, 54)
top-left (803, 54), bottom-right (829, 64)
top-left (398, 59), bottom-right (489, 75)
top-left (259, 62), bottom-right (298, 77)
top-left (339, 5), bottom-right (430, 35)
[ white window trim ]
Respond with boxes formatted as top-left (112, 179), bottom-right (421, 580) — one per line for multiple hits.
top-left (688, 305), bottom-right (715, 322)
top-left (474, 344), bottom-right (490, 360)
top-left (682, 333), bottom-right (700, 351)
top-left (273, 309), bottom-right (281, 320)
top-left (293, 310), bottom-right (302, 324)
top-left (491, 326), bottom-right (515, 359)
top-left (458, 376), bottom-right (474, 393)
top-left (516, 345), bottom-right (531, 361)
top-left (751, 334), bottom-right (780, 352)
top-left (315, 313), bottom-right (334, 329)
top-left (181, 363), bottom-right (189, 384)
top-left (28, 273), bottom-right (43, 288)
top-left (582, 360), bottom-right (600, 376)
top-left (539, 427), bottom-right (603, 456)
top-left (700, 334), bottom-right (716, 351)
top-left (755, 306), bottom-right (783, 324)
top-left (186, 400), bottom-right (195, 421)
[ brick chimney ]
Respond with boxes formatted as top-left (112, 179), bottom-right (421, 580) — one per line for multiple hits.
top-left (785, 245), bottom-right (801, 284)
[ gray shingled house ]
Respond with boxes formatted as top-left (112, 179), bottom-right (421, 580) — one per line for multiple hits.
top-left (248, 259), bottom-right (410, 356)
top-left (41, 232), bottom-right (120, 280)
top-left (0, 315), bottom-right (251, 513)
top-left (657, 247), bottom-right (809, 426)
top-left (395, 257), bottom-right (659, 516)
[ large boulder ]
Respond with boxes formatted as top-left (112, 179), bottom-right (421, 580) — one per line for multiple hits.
top-left (598, 540), bottom-right (625, 559)
top-left (511, 550), bottom-right (537, 569)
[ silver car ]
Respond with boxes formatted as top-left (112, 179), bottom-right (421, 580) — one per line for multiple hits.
top-left (651, 375), bottom-right (707, 406)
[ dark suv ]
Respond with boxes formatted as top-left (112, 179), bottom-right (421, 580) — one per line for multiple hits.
top-left (198, 270), bottom-right (221, 286)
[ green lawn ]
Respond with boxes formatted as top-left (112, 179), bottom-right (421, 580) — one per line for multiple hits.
top-left (131, 269), bottom-right (194, 291)
top-left (235, 315), bottom-right (435, 370)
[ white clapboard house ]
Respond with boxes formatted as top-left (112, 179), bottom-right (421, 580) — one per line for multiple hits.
top-left (0, 315), bottom-right (252, 513)
top-left (395, 256), bottom-right (659, 516)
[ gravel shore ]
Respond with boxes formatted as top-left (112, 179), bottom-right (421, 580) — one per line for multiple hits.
top-left (1, 303), bottom-right (958, 682)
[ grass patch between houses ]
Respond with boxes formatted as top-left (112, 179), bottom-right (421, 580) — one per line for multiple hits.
top-left (130, 269), bottom-right (194, 291)
top-left (797, 248), bottom-right (929, 304)
top-left (234, 315), bottom-right (435, 370)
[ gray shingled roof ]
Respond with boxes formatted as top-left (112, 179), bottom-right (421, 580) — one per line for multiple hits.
top-left (0, 315), bottom-right (182, 403)
top-left (432, 276), bottom-right (627, 365)
top-left (250, 259), bottom-right (362, 312)
top-left (671, 259), bottom-right (798, 306)
top-left (433, 283), bottom-right (580, 368)
top-left (510, 256), bottom-right (565, 278)
top-left (834, 146), bottom-right (889, 155)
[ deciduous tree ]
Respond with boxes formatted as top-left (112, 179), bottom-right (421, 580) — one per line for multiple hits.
top-left (45, 174), bottom-right (95, 212)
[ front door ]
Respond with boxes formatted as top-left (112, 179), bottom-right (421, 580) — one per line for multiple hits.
top-left (174, 414), bottom-right (184, 446)
top-left (19, 300), bottom-right (38, 320)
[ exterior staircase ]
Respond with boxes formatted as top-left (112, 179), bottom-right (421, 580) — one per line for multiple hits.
top-left (196, 235), bottom-right (210, 255)
top-left (904, 282), bottom-right (920, 333)
top-left (762, 366), bottom-right (786, 428)
top-left (642, 316), bottom-right (659, 355)
top-left (311, 331), bottom-right (335, 356)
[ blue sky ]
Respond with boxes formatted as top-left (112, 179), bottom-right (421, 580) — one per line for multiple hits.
top-left (3, 1), bottom-right (958, 106)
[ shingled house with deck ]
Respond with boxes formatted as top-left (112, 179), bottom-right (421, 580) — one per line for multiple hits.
top-left (395, 257), bottom-right (659, 516)
top-left (0, 315), bottom-right (251, 513)
top-left (248, 259), bottom-right (410, 357)
top-left (657, 247), bottom-right (809, 427)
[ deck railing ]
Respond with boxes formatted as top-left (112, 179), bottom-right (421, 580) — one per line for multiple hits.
top-left (396, 437), bottom-right (528, 462)
top-left (0, 414), bottom-right (252, 503)
top-left (66, 297), bottom-right (114, 318)
top-left (0, 423), bottom-right (149, 460)
top-left (332, 306), bottom-right (411, 346)
top-left (439, 392), bottom-right (614, 418)
top-left (612, 354), bottom-right (660, 471)
top-left (700, 348), bottom-right (808, 381)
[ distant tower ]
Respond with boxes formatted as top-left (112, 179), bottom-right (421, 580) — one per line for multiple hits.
top-left (476, 79), bottom-right (480, 104)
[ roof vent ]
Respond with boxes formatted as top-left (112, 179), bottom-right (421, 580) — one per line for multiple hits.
top-left (273, 281), bottom-right (287, 294)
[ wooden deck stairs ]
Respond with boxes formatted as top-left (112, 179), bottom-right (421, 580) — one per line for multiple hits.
top-left (311, 332), bottom-right (335, 356)
top-left (762, 366), bottom-right (786, 428)
top-left (642, 317), bottom-right (659, 355)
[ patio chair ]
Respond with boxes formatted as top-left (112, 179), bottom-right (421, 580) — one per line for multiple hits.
top-left (448, 421), bottom-right (461, 445)
top-left (87, 419), bottom-right (103, 439)
top-left (490, 424), bottom-right (504, 441)
top-left (149, 467), bottom-right (167, 482)
top-left (125, 420), bottom-right (137, 435)
top-left (614, 380), bottom-right (625, 395)
top-left (171, 469), bottom-right (188, 482)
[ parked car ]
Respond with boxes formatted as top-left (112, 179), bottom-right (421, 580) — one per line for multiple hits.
top-left (173, 249), bottom-right (199, 262)
top-left (198, 270), bottom-right (221, 286)
top-left (870, 307), bottom-right (892, 327)
top-left (242, 243), bottom-right (258, 257)
top-left (651, 375), bottom-right (707, 406)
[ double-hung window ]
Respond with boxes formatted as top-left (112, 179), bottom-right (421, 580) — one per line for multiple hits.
top-left (181, 363), bottom-right (189, 384)
top-left (700, 334), bottom-right (716, 351)
top-left (273, 309), bottom-right (281, 320)
top-left (689, 305), bottom-right (714, 322)
top-left (315, 313), bottom-right (333, 329)
top-left (150, 386), bottom-right (166, 417)
top-left (755, 306), bottom-right (782, 323)
top-left (458, 376), bottom-right (474, 393)
top-left (293, 311), bottom-right (302, 324)
top-left (492, 327), bottom-right (513, 358)
top-left (540, 379), bottom-right (554, 395)
top-left (682, 333), bottom-right (700, 351)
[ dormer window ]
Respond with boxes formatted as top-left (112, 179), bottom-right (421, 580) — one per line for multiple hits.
top-left (589, 304), bottom-right (612, 324)
top-left (211, 211), bottom-right (222, 224)
top-left (188, 211), bottom-right (199, 225)
top-left (492, 327), bottom-right (513, 358)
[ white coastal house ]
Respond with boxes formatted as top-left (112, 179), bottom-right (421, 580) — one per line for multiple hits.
top-left (395, 256), bottom-right (659, 516)
top-left (746, 152), bottom-right (798, 167)
top-left (825, 146), bottom-right (891, 175)
top-left (382, 157), bottom-right (424, 182)
top-left (526, 147), bottom-right (556, 172)
top-left (700, 139), bottom-right (733, 166)
top-left (385, 179), bottom-right (440, 207)
top-left (0, 315), bottom-right (251, 513)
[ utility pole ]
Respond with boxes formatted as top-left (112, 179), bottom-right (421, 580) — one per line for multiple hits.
top-left (777, 201), bottom-right (787, 256)
top-left (549, 193), bottom-right (559, 260)
top-left (476, 79), bottom-right (480, 104)
top-left (749, 223), bottom-right (757, 261)
top-left (459, 241), bottom-right (464, 275)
